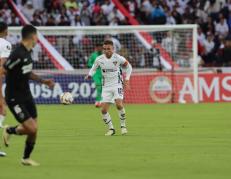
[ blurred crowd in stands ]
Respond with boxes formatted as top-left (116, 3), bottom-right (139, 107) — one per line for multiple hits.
top-left (0, 0), bottom-right (231, 68)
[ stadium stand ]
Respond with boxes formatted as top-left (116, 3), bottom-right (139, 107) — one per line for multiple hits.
top-left (1, 0), bottom-right (231, 67)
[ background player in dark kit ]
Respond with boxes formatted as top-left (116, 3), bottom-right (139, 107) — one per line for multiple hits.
top-left (1, 25), bottom-right (54, 166)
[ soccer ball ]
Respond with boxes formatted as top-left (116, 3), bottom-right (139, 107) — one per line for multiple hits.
top-left (60, 92), bottom-right (74, 105)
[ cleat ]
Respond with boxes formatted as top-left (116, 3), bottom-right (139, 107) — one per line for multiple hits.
top-left (0, 151), bottom-right (6, 157)
top-left (105, 129), bottom-right (115, 136)
top-left (2, 125), bottom-right (10, 147)
top-left (121, 127), bottom-right (128, 135)
top-left (21, 158), bottom-right (40, 166)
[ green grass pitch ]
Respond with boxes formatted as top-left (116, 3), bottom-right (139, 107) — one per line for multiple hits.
top-left (1, 103), bottom-right (231, 179)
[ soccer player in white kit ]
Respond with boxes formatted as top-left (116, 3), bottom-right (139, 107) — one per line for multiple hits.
top-left (86, 40), bottom-right (132, 136)
top-left (0, 22), bottom-right (12, 156)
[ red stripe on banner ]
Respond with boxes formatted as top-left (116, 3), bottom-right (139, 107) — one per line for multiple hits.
top-left (124, 72), bottom-right (231, 103)
top-left (111, 0), bottom-right (179, 68)
top-left (8, 0), bottom-right (65, 70)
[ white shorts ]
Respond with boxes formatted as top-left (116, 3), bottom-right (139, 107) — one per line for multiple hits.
top-left (101, 86), bottom-right (124, 103)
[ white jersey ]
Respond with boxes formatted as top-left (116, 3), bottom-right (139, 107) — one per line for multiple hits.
top-left (0, 38), bottom-right (12, 59)
top-left (89, 53), bottom-right (128, 88)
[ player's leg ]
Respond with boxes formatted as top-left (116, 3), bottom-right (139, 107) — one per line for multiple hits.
top-left (21, 100), bottom-right (39, 166)
top-left (93, 75), bottom-right (102, 107)
top-left (0, 78), bottom-right (6, 156)
top-left (3, 117), bottom-right (37, 144)
top-left (0, 106), bottom-right (6, 128)
top-left (3, 100), bottom-right (39, 165)
top-left (5, 118), bottom-right (39, 166)
top-left (2, 101), bottom-right (30, 146)
top-left (21, 118), bottom-right (39, 166)
top-left (114, 87), bottom-right (128, 135)
top-left (101, 88), bottom-right (115, 136)
top-left (3, 118), bottom-right (39, 165)
top-left (0, 78), bottom-right (6, 128)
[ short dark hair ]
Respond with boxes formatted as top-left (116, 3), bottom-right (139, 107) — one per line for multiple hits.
top-left (0, 22), bottom-right (8, 33)
top-left (21, 25), bottom-right (37, 39)
top-left (103, 40), bottom-right (113, 46)
top-left (96, 42), bottom-right (102, 47)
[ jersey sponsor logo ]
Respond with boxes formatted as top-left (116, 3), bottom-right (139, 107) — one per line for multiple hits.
top-left (22, 63), bottom-right (33, 74)
top-left (102, 69), bottom-right (117, 73)
top-left (113, 61), bottom-right (117, 66)
top-left (6, 45), bottom-right (11, 51)
top-left (149, 76), bottom-right (172, 103)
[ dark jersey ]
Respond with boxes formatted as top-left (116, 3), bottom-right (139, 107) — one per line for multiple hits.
top-left (4, 43), bottom-right (33, 102)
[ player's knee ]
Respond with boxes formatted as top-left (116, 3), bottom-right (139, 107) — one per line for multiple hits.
top-left (116, 103), bottom-right (123, 110)
top-left (28, 126), bottom-right (37, 135)
top-left (101, 109), bottom-right (107, 114)
top-left (101, 106), bottom-right (108, 114)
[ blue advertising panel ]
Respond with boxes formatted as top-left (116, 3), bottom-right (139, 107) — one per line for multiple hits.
top-left (2, 74), bottom-right (97, 104)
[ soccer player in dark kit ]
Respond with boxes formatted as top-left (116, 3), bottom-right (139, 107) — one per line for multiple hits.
top-left (1, 25), bottom-right (54, 166)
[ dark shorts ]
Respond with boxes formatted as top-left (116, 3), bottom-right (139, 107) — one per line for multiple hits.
top-left (6, 99), bottom-right (37, 123)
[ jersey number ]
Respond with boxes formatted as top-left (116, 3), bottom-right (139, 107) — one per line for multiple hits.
top-left (118, 88), bottom-right (123, 95)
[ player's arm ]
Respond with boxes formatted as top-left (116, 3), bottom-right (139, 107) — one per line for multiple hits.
top-left (122, 60), bottom-right (132, 89)
top-left (123, 60), bottom-right (132, 80)
top-left (0, 58), bottom-right (7, 76)
top-left (85, 59), bottom-right (99, 80)
top-left (0, 42), bottom-right (12, 113)
top-left (0, 43), bottom-right (11, 76)
top-left (29, 72), bottom-right (55, 89)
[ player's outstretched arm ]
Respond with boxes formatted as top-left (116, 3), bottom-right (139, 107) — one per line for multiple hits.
top-left (0, 64), bottom-right (6, 76)
top-left (85, 60), bottom-right (99, 80)
top-left (29, 72), bottom-right (55, 89)
top-left (123, 61), bottom-right (132, 90)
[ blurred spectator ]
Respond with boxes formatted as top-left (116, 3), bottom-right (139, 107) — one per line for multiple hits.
top-left (228, 11), bottom-right (231, 29)
top-left (126, 0), bottom-right (136, 17)
top-left (31, 13), bottom-right (42, 26)
top-left (166, 11), bottom-right (176, 25)
top-left (215, 14), bottom-right (229, 37)
top-left (22, 1), bottom-right (35, 21)
top-left (45, 15), bottom-right (56, 26)
top-left (202, 32), bottom-right (216, 65)
top-left (161, 31), bottom-right (178, 54)
top-left (92, 9), bottom-right (107, 25)
top-left (9, 14), bottom-right (21, 26)
top-left (109, 18), bottom-right (119, 26)
top-left (0, 3), bottom-right (13, 24)
top-left (32, 0), bottom-right (44, 10)
top-left (80, 4), bottom-right (91, 26)
top-left (204, 0), bottom-right (226, 15)
top-left (58, 15), bottom-right (70, 26)
top-left (64, 0), bottom-right (78, 10)
top-left (172, 6), bottom-right (182, 24)
top-left (71, 15), bottom-right (85, 26)
top-left (222, 38), bottom-right (231, 65)
top-left (108, 7), bottom-right (125, 23)
top-left (101, 0), bottom-right (114, 16)
top-left (198, 27), bottom-right (206, 45)
top-left (150, 1), bottom-right (166, 24)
